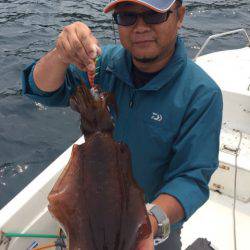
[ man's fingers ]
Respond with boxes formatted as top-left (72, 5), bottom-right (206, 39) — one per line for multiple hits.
top-left (75, 25), bottom-right (101, 59)
top-left (74, 61), bottom-right (87, 71)
top-left (56, 22), bottom-right (101, 71)
top-left (59, 33), bottom-right (90, 70)
top-left (56, 36), bottom-right (73, 64)
top-left (67, 32), bottom-right (90, 66)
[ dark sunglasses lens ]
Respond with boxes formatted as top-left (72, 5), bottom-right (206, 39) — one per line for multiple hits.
top-left (113, 11), bottom-right (171, 26)
top-left (144, 12), bottom-right (169, 24)
top-left (114, 13), bottom-right (137, 26)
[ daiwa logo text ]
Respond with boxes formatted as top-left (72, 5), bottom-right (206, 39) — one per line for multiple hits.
top-left (151, 112), bottom-right (163, 122)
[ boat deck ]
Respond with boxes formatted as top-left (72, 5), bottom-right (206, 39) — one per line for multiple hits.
top-left (181, 191), bottom-right (250, 250)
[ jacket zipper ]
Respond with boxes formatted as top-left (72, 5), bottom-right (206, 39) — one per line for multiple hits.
top-left (129, 91), bottom-right (135, 108)
top-left (120, 89), bottom-right (136, 141)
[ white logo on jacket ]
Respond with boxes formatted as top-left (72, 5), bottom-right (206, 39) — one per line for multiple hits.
top-left (151, 112), bottom-right (163, 122)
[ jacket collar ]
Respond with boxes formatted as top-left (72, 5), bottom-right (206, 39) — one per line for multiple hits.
top-left (106, 37), bottom-right (187, 91)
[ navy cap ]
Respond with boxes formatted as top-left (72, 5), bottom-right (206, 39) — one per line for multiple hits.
top-left (104, 0), bottom-right (178, 13)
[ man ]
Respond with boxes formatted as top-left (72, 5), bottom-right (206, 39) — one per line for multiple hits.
top-left (22, 0), bottom-right (223, 249)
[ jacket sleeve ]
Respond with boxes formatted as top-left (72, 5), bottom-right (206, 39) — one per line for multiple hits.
top-left (155, 87), bottom-right (223, 227)
top-left (21, 61), bottom-right (89, 107)
top-left (21, 45), bottom-right (118, 106)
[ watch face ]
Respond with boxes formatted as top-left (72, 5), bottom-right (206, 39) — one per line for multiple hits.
top-left (162, 223), bottom-right (170, 238)
top-left (157, 220), bottom-right (170, 240)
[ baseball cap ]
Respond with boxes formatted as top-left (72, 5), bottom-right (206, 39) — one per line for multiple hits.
top-left (104, 0), bottom-right (182, 14)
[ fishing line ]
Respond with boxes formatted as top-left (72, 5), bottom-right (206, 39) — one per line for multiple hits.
top-left (232, 130), bottom-right (243, 250)
top-left (111, 16), bottom-right (117, 44)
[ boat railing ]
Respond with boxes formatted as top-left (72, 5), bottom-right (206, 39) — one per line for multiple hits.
top-left (194, 28), bottom-right (250, 61)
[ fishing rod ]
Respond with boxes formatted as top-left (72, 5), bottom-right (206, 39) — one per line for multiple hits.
top-left (109, 0), bottom-right (117, 44)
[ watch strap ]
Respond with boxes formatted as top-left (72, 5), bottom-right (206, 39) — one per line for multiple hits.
top-left (146, 203), bottom-right (170, 245)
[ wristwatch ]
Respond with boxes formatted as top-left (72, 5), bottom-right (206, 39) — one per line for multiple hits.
top-left (146, 203), bottom-right (170, 245)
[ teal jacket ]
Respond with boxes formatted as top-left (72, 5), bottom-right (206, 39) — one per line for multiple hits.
top-left (22, 38), bottom-right (223, 229)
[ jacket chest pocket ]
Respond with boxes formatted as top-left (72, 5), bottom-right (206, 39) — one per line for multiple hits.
top-left (141, 118), bottom-right (174, 157)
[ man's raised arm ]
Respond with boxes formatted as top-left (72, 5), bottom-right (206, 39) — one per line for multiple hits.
top-left (33, 22), bottom-right (101, 92)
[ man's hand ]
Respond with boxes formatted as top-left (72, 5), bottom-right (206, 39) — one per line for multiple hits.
top-left (56, 21), bottom-right (102, 71)
top-left (136, 215), bottom-right (158, 250)
top-left (33, 22), bottom-right (102, 92)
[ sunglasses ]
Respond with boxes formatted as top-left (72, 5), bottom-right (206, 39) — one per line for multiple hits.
top-left (113, 10), bottom-right (174, 26)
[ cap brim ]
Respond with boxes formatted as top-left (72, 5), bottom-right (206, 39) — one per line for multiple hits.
top-left (104, 0), bottom-right (176, 14)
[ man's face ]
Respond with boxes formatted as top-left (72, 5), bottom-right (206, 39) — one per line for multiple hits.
top-left (115, 2), bottom-right (185, 63)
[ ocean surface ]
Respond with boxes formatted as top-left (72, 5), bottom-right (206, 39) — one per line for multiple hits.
top-left (0, 0), bottom-right (249, 209)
